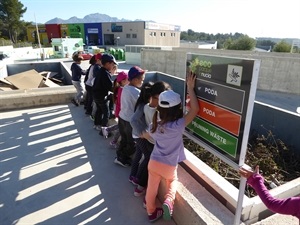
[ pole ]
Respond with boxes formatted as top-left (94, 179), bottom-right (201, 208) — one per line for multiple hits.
top-left (34, 13), bottom-right (43, 61)
top-left (233, 177), bottom-right (247, 225)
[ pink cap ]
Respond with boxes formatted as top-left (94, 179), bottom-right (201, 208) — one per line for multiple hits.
top-left (116, 71), bottom-right (128, 82)
top-left (95, 53), bottom-right (102, 60)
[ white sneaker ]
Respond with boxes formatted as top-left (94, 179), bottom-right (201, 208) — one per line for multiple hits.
top-left (101, 127), bottom-right (108, 138)
top-left (94, 125), bottom-right (102, 131)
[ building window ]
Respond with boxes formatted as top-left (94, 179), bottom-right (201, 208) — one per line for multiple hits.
top-left (160, 32), bottom-right (163, 36)
top-left (132, 34), bottom-right (137, 38)
top-left (154, 32), bottom-right (156, 36)
top-left (126, 34), bottom-right (131, 38)
top-left (150, 32), bottom-right (153, 36)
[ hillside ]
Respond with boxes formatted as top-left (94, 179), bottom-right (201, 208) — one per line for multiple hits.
top-left (45, 13), bottom-right (145, 24)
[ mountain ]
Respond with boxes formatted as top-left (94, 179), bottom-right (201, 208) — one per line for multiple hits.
top-left (45, 13), bottom-right (144, 24)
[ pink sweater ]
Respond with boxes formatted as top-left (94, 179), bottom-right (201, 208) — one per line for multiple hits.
top-left (247, 174), bottom-right (300, 220)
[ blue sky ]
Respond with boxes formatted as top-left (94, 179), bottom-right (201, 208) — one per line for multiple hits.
top-left (21, 0), bottom-right (300, 39)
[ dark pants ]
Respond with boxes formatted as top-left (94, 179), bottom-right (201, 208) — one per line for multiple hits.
top-left (138, 141), bottom-right (154, 187)
top-left (130, 138), bottom-right (144, 178)
top-left (117, 117), bottom-right (136, 161)
top-left (94, 98), bottom-right (110, 127)
top-left (85, 85), bottom-right (93, 114)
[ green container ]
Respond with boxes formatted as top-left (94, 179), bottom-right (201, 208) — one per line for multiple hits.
top-left (117, 49), bottom-right (124, 61)
top-left (109, 48), bottom-right (117, 59)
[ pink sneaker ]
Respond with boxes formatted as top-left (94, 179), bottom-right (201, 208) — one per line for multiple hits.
top-left (148, 208), bottom-right (163, 222)
top-left (134, 186), bottom-right (146, 197)
top-left (129, 176), bottom-right (139, 186)
top-left (162, 198), bottom-right (173, 220)
top-left (110, 140), bottom-right (119, 149)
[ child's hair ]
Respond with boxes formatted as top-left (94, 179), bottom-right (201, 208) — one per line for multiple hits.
top-left (134, 81), bottom-right (154, 112)
top-left (151, 81), bottom-right (171, 97)
top-left (151, 103), bottom-right (183, 133)
top-left (89, 55), bottom-right (96, 65)
top-left (72, 51), bottom-right (83, 62)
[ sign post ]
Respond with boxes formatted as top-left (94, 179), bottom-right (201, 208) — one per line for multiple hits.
top-left (184, 53), bottom-right (260, 224)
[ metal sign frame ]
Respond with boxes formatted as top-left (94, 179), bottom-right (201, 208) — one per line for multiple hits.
top-left (183, 53), bottom-right (261, 224)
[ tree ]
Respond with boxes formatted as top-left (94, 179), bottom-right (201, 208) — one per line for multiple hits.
top-left (273, 41), bottom-right (291, 52)
top-left (0, 0), bottom-right (27, 43)
top-left (224, 35), bottom-right (256, 50)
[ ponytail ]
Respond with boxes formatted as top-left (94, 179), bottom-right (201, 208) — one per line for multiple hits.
top-left (151, 110), bottom-right (159, 133)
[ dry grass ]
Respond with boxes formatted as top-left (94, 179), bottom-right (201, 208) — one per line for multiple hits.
top-left (183, 129), bottom-right (300, 197)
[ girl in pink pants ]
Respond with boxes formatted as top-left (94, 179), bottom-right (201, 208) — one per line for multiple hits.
top-left (142, 73), bottom-right (199, 222)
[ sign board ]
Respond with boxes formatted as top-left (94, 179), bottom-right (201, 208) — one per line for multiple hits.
top-left (184, 53), bottom-right (260, 167)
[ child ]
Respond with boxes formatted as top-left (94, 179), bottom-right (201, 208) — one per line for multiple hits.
top-left (131, 81), bottom-right (171, 197)
top-left (71, 51), bottom-right (86, 106)
top-left (92, 53), bottom-right (117, 131)
top-left (91, 53), bottom-right (104, 128)
top-left (129, 81), bottom-right (153, 191)
top-left (143, 73), bottom-right (199, 222)
top-left (114, 66), bottom-right (146, 167)
top-left (101, 71), bottom-right (129, 147)
top-left (108, 64), bottom-right (118, 118)
top-left (239, 165), bottom-right (300, 220)
top-left (84, 54), bottom-right (98, 115)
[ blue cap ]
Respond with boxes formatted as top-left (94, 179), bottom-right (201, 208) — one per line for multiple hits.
top-left (128, 66), bottom-right (146, 81)
top-left (101, 53), bottom-right (118, 65)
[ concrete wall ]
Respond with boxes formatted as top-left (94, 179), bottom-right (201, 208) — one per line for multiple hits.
top-left (141, 49), bottom-right (300, 95)
top-left (0, 86), bottom-right (76, 112)
top-left (251, 102), bottom-right (300, 153)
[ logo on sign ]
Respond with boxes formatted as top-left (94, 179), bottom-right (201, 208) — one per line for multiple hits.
top-left (226, 65), bottom-right (242, 86)
top-left (190, 58), bottom-right (213, 79)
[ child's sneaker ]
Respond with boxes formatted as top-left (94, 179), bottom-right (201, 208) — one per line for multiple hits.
top-left (101, 127), bottom-right (109, 138)
top-left (134, 186), bottom-right (146, 197)
top-left (162, 198), bottom-right (173, 220)
top-left (71, 99), bottom-right (79, 106)
top-left (110, 140), bottom-right (119, 149)
top-left (129, 176), bottom-right (139, 185)
top-left (148, 208), bottom-right (163, 222)
top-left (94, 125), bottom-right (102, 131)
top-left (114, 157), bottom-right (130, 167)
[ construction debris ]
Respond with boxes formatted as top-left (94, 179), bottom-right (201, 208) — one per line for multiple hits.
top-left (0, 69), bottom-right (61, 91)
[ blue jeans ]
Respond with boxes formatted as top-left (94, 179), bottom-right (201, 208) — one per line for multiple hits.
top-left (72, 80), bottom-right (84, 103)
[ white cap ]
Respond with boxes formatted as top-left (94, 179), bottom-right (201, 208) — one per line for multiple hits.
top-left (159, 90), bottom-right (181, 108)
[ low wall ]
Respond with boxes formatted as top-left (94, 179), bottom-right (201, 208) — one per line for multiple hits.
top-left (0, 86), bottom-right (76, 112)
top-left (141, 49), bottom-right (300, 95)
top-left (251, 102), bottom-right (300, 154)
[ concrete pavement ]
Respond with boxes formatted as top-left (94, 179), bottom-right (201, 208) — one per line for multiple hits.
top-left (0, 104), bottom-right (176, 225)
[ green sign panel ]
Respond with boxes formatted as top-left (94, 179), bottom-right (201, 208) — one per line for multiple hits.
top-left (68, 24), bottom-right (85, 38)
top-left (187, 117), bottom-right (238, 157)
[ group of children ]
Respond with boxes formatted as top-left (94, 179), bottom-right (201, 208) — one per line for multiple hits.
top-left (71, 51), bottom-right (300, 223)
top-left (71, 51), bottom-right (200, 222)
